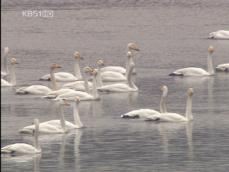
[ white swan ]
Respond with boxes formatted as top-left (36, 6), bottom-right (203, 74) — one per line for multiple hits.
top-left (53, 69), bottom-right (100, 101)
top-left (1, 119), bottom-right (41, 154)
top-left (1, 58), bottom-right (18, 87)
top-left (208, 30), bottom-right (229, 40)
top-left (97, 59), bottom-right (126, 82)
top-left (169, 46), bottom-right (215, 76)
top-left (1, 47), bottom-right (10, 77)
top-left (98, 62), bottom-right (138, 92)
top-left (16, 64), bottom-right (62, 95)
top-left (146, 88), bottom-right (194, 122)
top-left (62, 67), bottom-right (93, 92)
top-left (216, 63), bottom-right (229, 72)
top-left (121, 85), bottom-right (168, 119)
top-left (100, 43), bottom-right (140, 74)
top-left (19, 99), bottom-right (69, 134)
top-left (40, 52), bottom-right (83, 81)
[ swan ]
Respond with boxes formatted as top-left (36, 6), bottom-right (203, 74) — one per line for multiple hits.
top-left (97, 62), bottom-right (138, 92)
top-left (16, 64), bottom-right (62, 95)
top-left (1, 58), bottom-right (18, 87)
top-left (121, 85), bottom-right (168, 119)
top-left (40, 51), bottom-right (83, 81)
top-left (53, 69), bottom-right (100, 101)
top-left (62, 66), bottom-right (93, 92)
top-left (216, 63), bottom-right (229, 72)
top-left (208, 30), bottom-right (229, 40)
top-left (100, 42), bottom-right (140, 74)
top-left (146, 88), bottom-right (194, 122)
top-left (1, 47), bottom-right (10, 77)
top-left (19, 99), bottom-right (70, 134)
top-left (169, 46), bottom-right (215, 76)
top-left (1, 119), bottom-right (41, 154)
top-left (97, 59), bottom-right (126, 82)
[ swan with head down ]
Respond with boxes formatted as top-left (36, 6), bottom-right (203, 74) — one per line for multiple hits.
top-left (169, 46), bottom-right (215, 76)
top-left (1, 119), bottom-right (41, 154)
top-left (40, 51), bottom-right (83, 81)
top-left (208, 30), bottom-right (229, 40)
top-left (216, 63), bottom-right (229, 72)
top-left (100, 43), bottom-right (140, 74)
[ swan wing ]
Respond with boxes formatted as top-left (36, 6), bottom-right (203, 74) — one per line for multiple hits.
top-left (170, 67), bottom-right (209, 76)
top-left (101, 66), bottom-right (126, 74)
top-left (16, 85), bottom-right (52, 95)
top-left (40, 72), bottom-right (78, 81)
top-left (121, 109), bottom-right (161, 119)
top-left (101, 71), bottom-right (126, 82)
top-left (55, 90), bottom-right (93, 100)
top-left (1, 143), bottom-right (39, 154)
top-left (1, 79), bottom-right (12, 86)
top-left (98, 83), bottom-right (133, 92)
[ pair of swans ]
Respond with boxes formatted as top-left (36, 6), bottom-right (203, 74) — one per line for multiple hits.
top-left (1, 47), bottom-right (10, 77)
top-left (40, 51), bottom-right (83, 82)
top-left (19, 98), bottom-right (83, 134)
top-left (208, 30), bottom-right (229, 40)
top-left (121, 85), bottom-right (194, 122)
top-left (1, 58), bottom-right (18, 87)
top-left (100, 42), bottom-right (140, 75)
top-left (1, 119), bottom-right (41, 154)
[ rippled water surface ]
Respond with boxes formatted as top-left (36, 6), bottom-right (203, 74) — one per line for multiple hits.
top-left (1, 0), bottom-right (229, 172)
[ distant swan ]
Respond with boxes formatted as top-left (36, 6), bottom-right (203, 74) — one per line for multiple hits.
top-left (146, 88), bottom-right (194, 122)
top-left (216, 63), bottom-right (229, 72)
top-left (169, 46), bottom-right (215, 76)
top-left (1, 119), bottom-right (41, 154)
top-left (121, 85), bottom-right (168, 119)
top-left (40, 52), bottom-right (83, 81)
top-left (19, 99), bottom-right (70, 134)
top-left (100, 43), bottom-right (140, 74)
top-left (208, 30), bottom-right (229, 40)
top-left (16, 64), bottom-right (62, 95)
top-left (1, 58), bottom-right (18, 87)
top-left (1, 47), bottom-right (10, 77)
top-left (98, 61), bottom-right (138, 92)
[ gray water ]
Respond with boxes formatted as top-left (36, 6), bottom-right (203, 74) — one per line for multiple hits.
top-left (1, 0), bottom-right (229, 171)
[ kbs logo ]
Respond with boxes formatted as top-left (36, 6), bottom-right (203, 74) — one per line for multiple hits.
top-left (22, 10), bottom-right (54, 18)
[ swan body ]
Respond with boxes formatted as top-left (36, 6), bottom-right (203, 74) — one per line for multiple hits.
top-left (2, 119), bottom-right (41, 155)
top-left (1, 79), bottom-right (12, 87)
top-left (101, 71), bottom-right (126, 82)
top-left (44, 88), bottom-right (76, 98)
top-left (216, 63), bottom-right (229, 72)
top-left (100, 66), bottom-right (126, 74)
top-left (62, 80), bottom-right (93, 91)
top-left (16, 85), bottom-right (52, 95)
top-left (208, 30), bottom-right (229, 40)
top-left (170, 46), bottom-right (215, 77)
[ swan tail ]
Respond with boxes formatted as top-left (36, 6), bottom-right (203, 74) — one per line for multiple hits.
top-left (16, 87), bottom-right (28, 94)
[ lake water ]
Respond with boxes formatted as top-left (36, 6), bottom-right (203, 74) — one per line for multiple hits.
top-left (1, 0), bottom-right (229, 171)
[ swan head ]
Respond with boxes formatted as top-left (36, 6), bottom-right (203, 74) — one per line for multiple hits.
top-left (97, 59), bottom-right (105, 67)
top-left (187, 88), bottom-right (194, 96)
top-left (10, 58), bottom-right (18, 65)
top-left (127, 43), bottom-right (140, 51)
top-left (50, 63), bottom-right (62, 70)
top-left (4, 47), bottom-right (10, 54)
top-left (74, 96), bottom-right (80, 103)
top-left (127, 51), bottom-right (132, 58)
top-left (160, 85), bottom-right (168, 97)
top-left (208, 46), bottom-right (214, 54)
top-left (84, 66), bottom-right (93, 74)
top-left (91, 68), bottom-right (98, 76)
top-left (74, 51), bottom-right (83, 60)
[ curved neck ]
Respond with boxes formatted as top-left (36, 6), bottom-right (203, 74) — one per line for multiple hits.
top-left (92, 75), bottom-right (99, 99)
top-left (127, 66), bottom-right (136, 88)
top-left (50, 69), bottom-right (58, 90)
top-left (96, 67), bottom-right (103, 87)
top-left (84, 77), bottom-right (90, 94)
top-left (74, 59), bottom-right (82, 79)
top-left (73, 103), bottom-right (83, 128)
top-left (34, 123), bottom-right (40, 151)
top-left (160, 95), bottom-right (167, 113)
top-left (2, 53), bottom-right (9, 74)
top-left (126, 54), bottom-right (134, 76)
top-left (207, 53), bottom-right (214, 75)
top-left (59, 105), bottom-right (66, 131)
top-left (10, 63), bottom-right (16, 86)
top-left (185, 95), bottom-right (193, 121)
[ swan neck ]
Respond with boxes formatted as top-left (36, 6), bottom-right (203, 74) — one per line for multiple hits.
top-left (10, 63), bottom-right (16, 86)
top-left (207, 53), bottom-right (214, 75)
top-left (2, 53), bottom-right (9, 74)
top-left (127, 66), bottom-right (136, 88)
top-left (50, 68), bottom-right (58, 90)
top-left (92, 75), bottom-right (99, 99)
top-left (160, 95), bottom-right (167, 113)
top-left (73, 103), bottom-right (83, 128)
top-left (84, 77), bottom-right (90, 94)
top-left (34, 122), bottom-right (40, 151)
top-left (74, 59), bottom-right (82, 79)
top-left (96, 68), bottom-right (103, 87)
top-left (59, 105), bottom-right (66, 131)
top-left (185, 95), bottom-right (193, 121)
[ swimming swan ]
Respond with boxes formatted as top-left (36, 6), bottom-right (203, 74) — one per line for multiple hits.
top-left (1, 58), bottom-right (18, 87)
top-left (16, 64), bottom-right (62, 95)
top-left (100, 43), bottom-right (140, 74)
top-left (146, 88), bottom-right (194, 122)
top-left (1, 47), bottom-right (10, 77)
top-left (121, 85), bottom-right (168, 119)
top-left (98, 61), bottom-right (138, 92)
top-left (40, 52), bottom-right (83, 81)
top-left (169, 46), bottom-right (215, 76)
top-left (208, 30), bottom-right (229, 40)
top-left (19, 99), bottom-right (70, 134)
top-left (216, 63), bottom-right (229, 72)
top-left (1, 119), bottom-right (41, 154)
